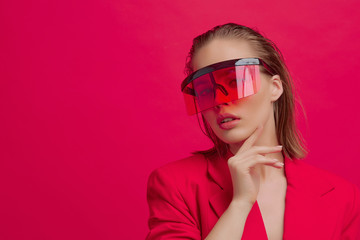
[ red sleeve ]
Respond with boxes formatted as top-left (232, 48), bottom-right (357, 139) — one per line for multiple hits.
top-left (145, 167), bottom-right (201, 240)
top-left (341, 183), bottom-right (360, 240)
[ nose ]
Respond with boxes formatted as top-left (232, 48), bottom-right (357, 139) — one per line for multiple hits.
top-left (215, 84), bottom-right (228, 96)
top-left (214, 101), bottom-right (230, 110)
top-left (213, 85), bottom-right (231, 108)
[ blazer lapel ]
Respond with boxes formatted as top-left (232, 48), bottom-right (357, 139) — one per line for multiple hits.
top-left (207, 151), bottom-right (268, 239)
top-left (207, 151), bottom-right (233, 218)
top-left (283, 156), bottom-right (335, 239)
top-left (207, 151), bottom-right (335, 240)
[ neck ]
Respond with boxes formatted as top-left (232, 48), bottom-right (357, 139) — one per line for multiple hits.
top-left (228, 118), bottom-right (285, 182)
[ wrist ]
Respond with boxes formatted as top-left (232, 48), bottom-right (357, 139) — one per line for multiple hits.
top-left (229, 199), bottom-right (254, 212)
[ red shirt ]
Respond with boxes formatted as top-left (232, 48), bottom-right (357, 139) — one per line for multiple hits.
top-left (146, 151), bottom-right (360, 239)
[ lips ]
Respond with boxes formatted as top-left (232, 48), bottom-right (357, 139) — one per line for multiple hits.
top-left (216, 113), bottom-right (240, 126)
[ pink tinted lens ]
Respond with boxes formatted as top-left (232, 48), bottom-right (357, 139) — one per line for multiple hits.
top-left (183, 65), bottom-right (260, 115)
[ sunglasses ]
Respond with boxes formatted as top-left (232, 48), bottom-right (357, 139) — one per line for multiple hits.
top-left (181, 58), bottom-right (276, 115)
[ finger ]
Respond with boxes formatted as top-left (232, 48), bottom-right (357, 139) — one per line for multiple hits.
top-left (236, 124), bottom-right (264, 155)
top-left (245, 145), bottom-right (283, 157)
top-left (231, 145), bottom-right (283, 160)
top-left (232, 145), bottom-right (283, 161)
top-left (242, 155), bottom-right (283, 169)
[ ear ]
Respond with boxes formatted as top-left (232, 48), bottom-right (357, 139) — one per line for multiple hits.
top-left (269, 74), bottom-right (283, 102)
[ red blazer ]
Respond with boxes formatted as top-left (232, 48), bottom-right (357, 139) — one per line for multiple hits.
top-left (146, 151), bottom-right (360, 239)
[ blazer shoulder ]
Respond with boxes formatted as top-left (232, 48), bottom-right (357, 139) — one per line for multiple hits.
top-left (294, 159), bottom-right (360, 197)
top-left (146, 155), bottom-right (204, 239)
top-left (289, 159), bottom-right (360, 238)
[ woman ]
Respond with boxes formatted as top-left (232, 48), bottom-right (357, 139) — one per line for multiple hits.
top-left (146, 23), bottom-right (360, 240)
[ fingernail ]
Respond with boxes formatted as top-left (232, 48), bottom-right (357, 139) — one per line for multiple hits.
top-left (274, 162), bottom-right (284, 167)
top-left (276, 145), bottom-right (283, 148)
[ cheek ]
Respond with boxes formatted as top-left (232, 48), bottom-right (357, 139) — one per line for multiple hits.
top-left (202, 111), bottom-right (216, 125)
top-left (246, 94), bottom-right (267, 111)
top-left (236, 91), bottom-right (267, 112)
top-left (244, 97), bottom-right (271, 122)
top-left (243, 80), bottom-right (272, 114)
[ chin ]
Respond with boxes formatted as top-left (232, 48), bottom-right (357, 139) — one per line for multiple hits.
top-left (214, 127), bottom-right (252, 144)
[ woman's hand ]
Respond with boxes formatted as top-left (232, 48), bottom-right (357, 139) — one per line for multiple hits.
top-left (227, 124), bottom-right (284, 205)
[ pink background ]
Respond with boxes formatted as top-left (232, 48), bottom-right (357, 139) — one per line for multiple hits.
top-left (1, 0), bottom-right (359, 239)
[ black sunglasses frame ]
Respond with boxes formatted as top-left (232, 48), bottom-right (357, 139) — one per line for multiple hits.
top-left (181, 58), bottom-right (276, 92)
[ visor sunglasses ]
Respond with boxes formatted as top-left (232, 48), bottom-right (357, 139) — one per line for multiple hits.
top-left (181, 58), bottom-right (276, 115)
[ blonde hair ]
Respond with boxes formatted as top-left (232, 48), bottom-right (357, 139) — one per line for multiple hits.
top-left (185, 23), bottom-right (308, 160)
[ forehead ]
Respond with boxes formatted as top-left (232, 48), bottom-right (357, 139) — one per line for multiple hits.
top-left (192, 38), bottom-right (258, 71)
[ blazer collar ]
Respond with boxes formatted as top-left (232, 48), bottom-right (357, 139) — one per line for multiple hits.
top-left (207, 149), bottom-right (335, 199)
top-left (207, 150), bottom-right (336, 239)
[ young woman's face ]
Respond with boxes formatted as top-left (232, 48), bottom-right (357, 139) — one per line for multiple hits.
top-left (192, 38), bottom-right (282, 145)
